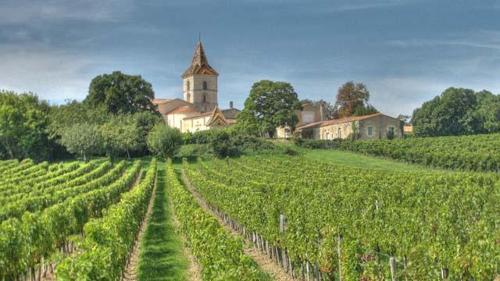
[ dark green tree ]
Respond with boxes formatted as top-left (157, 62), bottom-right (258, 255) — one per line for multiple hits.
top-left (238, 80), bottom-right (302, 137)
top-left (85, 71), bottom-right (156, 114)
top-left (412, 87), bottom-right (499, 137)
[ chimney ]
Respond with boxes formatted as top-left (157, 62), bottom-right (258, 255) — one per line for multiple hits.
top-left (229, 101), bottom-right (233, 109)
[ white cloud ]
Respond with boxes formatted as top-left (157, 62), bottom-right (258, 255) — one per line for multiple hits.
top-left (0, 0), bottom-right (134, 25)
top-left (0, 45), bottom-right (104, 102)
top-left (387, 30), bottom-right (500, 51)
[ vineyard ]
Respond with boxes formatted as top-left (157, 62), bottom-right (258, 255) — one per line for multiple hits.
top-left (337, 133), bottom-right (500, 172)
top-left (183, 156), bottom-right (499, 280)
top-left (0, 150), bottom-right (498, 281)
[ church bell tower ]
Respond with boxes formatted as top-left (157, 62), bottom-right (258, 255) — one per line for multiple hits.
top-left (182, 40), bottom-right (219, 112)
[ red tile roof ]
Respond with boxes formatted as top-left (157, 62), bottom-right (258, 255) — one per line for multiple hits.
top-left (297, 113), bottom-right (383, 130)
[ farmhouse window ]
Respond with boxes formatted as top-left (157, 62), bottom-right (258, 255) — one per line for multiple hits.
top-left (367, 126), bottom-right (373, 136)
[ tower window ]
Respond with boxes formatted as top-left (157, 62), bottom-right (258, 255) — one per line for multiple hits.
top-left (203, 94), bottom-right (207, 103)
top-left (203, 81), bottom-right (208, 90)
top-left (186, 81), bottom-right (190, 91)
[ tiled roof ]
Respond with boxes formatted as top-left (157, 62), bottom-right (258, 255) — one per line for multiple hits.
top-left (221, 108), bottom-right (240, 119)
top-left (182, 41), bottom-right (218, 78)
top-left (297, 113), bottom-right (383, 130)
top-left (170, 105), bottom-right (198, 114)
top-left (182, 111), bottom-right (213, 120)
top-left (151, 98), bottom-right (172, 105)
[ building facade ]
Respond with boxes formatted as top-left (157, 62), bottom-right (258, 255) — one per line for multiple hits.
top-left (296, 113), bottom-right (403, 140)
top-left (275, 100), bottom-right (329, 138)
top-left (152, 41), bottom-right (239, 133)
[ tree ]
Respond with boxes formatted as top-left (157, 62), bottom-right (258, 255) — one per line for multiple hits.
top-left (474, 91), bottom-right (500, 133)
top-left (0, 91), bottom-right (52, 161)
top-left (100, 115), bottom-right (141, 160)
top-left (397, 114), bottom-right (411, 124)
top-left (85, 71), bottom-right (156, 114)
top-left (412, 88), bottom-right (477, 136)
top-left (147, 123), bottom-right (183, 159)
top-left (334, 81), bottom-right (378, 118)
top-left (238, 80), bottom-right (302, 138)
top-left (59, 123), bottom-right (103, 161)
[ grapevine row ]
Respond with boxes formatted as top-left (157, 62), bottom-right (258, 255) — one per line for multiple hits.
top-left (55, 159), bottom-right (157, 280)
top-left (0, 160), bottom-right (142, 280)
top-left (167, 162), bottom-right (271, 281)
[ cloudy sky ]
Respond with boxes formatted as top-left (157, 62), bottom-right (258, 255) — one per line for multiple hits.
top-left (1, 0), bottom-right (499, 116)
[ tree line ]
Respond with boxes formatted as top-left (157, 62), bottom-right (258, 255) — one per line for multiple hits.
top-left (1, 70), bottom-right (498, 161)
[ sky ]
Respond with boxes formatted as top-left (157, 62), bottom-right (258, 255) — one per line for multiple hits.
top-left (1, 0), bottom-right (499, 116)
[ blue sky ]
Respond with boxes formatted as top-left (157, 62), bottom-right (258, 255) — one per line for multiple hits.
top-left (1, 0), bottom-right (499, 116)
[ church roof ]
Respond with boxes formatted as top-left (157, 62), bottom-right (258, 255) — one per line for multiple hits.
top-left (182, 41), bottom-right (219, 78)
top-left (207, 107), bottom-right (228, 126)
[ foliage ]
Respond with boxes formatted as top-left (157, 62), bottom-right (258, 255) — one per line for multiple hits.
top-left (85, 71), bottom-right (157, 114)
top-left (147, 123), bottom-right (183, 159)
top-left (100, 114), bottom-right (141, 159)
top-left (412, 87), bottom-right (500, 136)
top-left (238, 80), bottom-right (302, 137)
top-left (52, 102), bottom-right (160, 160)
top-left (209, 130), bottom-right (241, 158)
top-left (58, 123), bottom-right (103, 161)
top-left (0, 160), bottom-right (142, 280)
top-left (337, 133), bottom-right (500, 172)
top-left (186, 156), bottom-right (499, 280)
top-left (0, 90), bottom-right (53, 161)
top-left (334, 82), bottom-right (378, 118)
top-left (171, 162), bottom-right (271, 281)
top-left (56, 159), bottom-right (156, 280)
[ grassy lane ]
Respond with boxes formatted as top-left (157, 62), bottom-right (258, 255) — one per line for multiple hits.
top-left (300, 148), bottom-right (440, 172)
top-left (138, 162), bottom-right (189, 281)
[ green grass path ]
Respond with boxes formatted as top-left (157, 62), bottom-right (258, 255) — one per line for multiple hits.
top-left (299, 148), bottom-right (437, 172)
top-left (138, 162), bottom-right (189, 281)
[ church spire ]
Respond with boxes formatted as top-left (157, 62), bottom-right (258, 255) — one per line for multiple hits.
top-left (182, 40), bottom-right (218, 78)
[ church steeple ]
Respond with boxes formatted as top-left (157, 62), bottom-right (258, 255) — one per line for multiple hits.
top-left (182, 41), bottom-right (218, 78)
top-left (182, 40), bottom-right (219, 112)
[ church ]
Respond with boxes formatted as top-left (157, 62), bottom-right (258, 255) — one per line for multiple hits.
top-left (152, 41), bottom-right (240, 133)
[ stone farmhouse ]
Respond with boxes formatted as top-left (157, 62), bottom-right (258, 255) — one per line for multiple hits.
top-left (296, 112), bottom-right (403, 140)
top-left (152, 41), bottom-right (240, 133)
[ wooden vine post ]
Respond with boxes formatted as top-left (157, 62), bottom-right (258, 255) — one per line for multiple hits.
top-left (337, 234), bottom-right (343, 281)
top-left (389, 256), bottom-right (397, 281)
top-left (441, 268), bottom-right (449, 280)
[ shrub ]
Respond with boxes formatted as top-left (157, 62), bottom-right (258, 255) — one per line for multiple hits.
top-left (146, 124), bottom-right (183, 159)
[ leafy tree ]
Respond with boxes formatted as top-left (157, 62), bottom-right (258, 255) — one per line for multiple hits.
top-left (147, 123), bottom-right (183, 159)
top-left (100, 115), bottom-right (140, 160)
top-left (238, 80), bottom-right (302, 137)
top-left (474, 91), bottom-right (500, 133)
top-left (334, 81), bottom-right (378, 118)
top-left (397, 114), bottom-right (411, 124)
top-left (85, 71), bottom-right (156, 114)
top-left (59, 123), bottom-right (103, 161)
top-left (412, 87), bottom-right (499, 137)
top-left (132, 111), bottom-right (162, 152)
top-left (0, 91), bottom-right (52, 161)
top-left (48, 101), bottom-right (108, 139)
